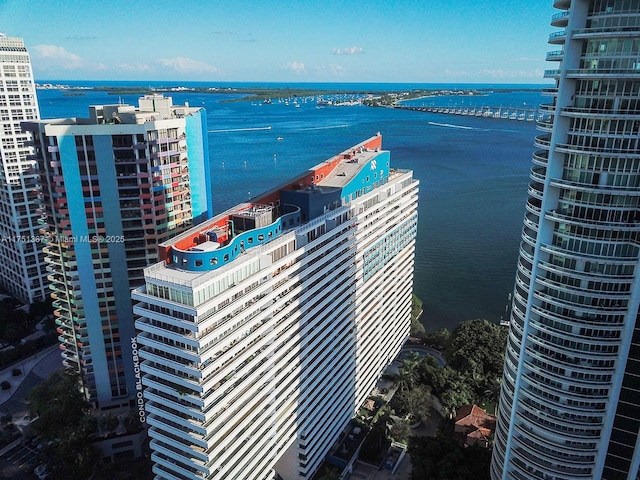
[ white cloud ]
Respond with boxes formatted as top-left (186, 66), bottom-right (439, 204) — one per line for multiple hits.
top-left (331, 47), bottom-right (364, 55)
top-left (157, 57), bottom-right (217, 74)
top-left (443, 68), bottom-right (469, 78)
top-left (64, 35), bottom-right (98, 41)
top-left (317, 64), bottom-right (345, 76)
top-left (477, 68), bottom-right (542, 79)
top-left (32, 44), bottom-right (85, 69)
top-left (286, 61), bottom-right (306, 74)
top-left (117, 63), bottom-right (153, 73)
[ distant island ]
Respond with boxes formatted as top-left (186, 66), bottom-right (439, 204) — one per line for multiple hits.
top-left (35, 83), bottom-right (543, 107)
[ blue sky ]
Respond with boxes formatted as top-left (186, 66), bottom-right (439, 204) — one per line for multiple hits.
top-left (2, 0), bottom-right (557, 83)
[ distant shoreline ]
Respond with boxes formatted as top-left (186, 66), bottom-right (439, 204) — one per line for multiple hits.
top-left (35, 83), bottom-right (543, 105)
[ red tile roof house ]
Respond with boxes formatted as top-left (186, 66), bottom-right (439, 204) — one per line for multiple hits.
top-left (454, 404), bottom-right (497, 448)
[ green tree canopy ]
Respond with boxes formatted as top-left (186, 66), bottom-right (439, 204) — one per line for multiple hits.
top-left (398, 352), bottom-right (422, 392)
top-left (394, 384), bottom-right (432, 423)
top-left (445, 319), bottom-right (507, 393)
top-left (27, 371), bottom-right (100, 478)
top-left (28, 371), bottom-right (90, 437)
top-left (408, 436), bottom-right (491, 480)
top-left (415, 319), bottom-right (507, 415)
top-left (422, 328), bottom-right (450, 350)
top-left (410, 294), bottom-right (425, 337)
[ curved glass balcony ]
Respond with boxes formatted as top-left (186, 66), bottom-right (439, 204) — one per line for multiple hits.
top-left (551, 10), bottom-right (570, 27)
top-left (534, 135), bottom-right (552, 150)
top-left (546, 50), bottom-right (564, 61)
top-left (532, 150), bottom-right (549, 166)
top-left (553, 0), bottom-right (570, 10)
top-left (549, 30), bottom-right (567, 44)
top-left (544, 69), bottom-right (561, 79)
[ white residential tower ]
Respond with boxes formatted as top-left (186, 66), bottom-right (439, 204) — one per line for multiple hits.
top-left (0, 33), bottom-right (47, 303)
top-left (132, 135), bottom-right (418, 480)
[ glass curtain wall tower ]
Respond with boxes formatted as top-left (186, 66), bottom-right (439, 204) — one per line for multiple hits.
top-left (0, 33), bottom-right (47, 303)
top-left (492, 2), bottom-right (640, 480)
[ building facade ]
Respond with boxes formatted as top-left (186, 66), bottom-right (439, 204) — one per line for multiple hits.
top-left (0, 33), bottom-right (47, 304)
top-left (132, 135), bottom-right (418, 480)
top-left (492, 2), bottom-right (640, 479)
top-left (24, 95), bottom-right (211, 410)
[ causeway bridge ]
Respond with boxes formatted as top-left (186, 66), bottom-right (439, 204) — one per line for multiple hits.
top-left (394, 104), bottom-right (546, 122)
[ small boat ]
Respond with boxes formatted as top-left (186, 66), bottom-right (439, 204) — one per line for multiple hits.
top-left (277, 137), bottom-right (284, 141)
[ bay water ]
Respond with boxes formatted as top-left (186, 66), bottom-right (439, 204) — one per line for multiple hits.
top-left (36, 82), bottom-right (545, 332)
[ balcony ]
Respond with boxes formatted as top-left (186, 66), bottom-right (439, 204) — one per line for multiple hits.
top-left (534, 134), bottom-right (551, 150)
top-left (548, 30), bottom-right (567, 44)
top-left (528, 182), bottom-right (544, 201)
top-left (560, 105), bottom-right (640, 118)
top-left (529, 165), bottom-right (546, 184)
top-left (548, 176), bottom-right (640, 195)
top-left (513, 446), bottom-right (592, 478)
top-left (553, 0), bottom-right (570, 10)
top-left (551, 10), bottom-right (570, 27)
top-left (532, 150), bottom-right (548, 166)
top-left (545, 208), bottom-right (640, 231)
top-left (565, 68), bottom-right (640, 79)
top-left (573, 26), bottom-right (640, 39)
top-left (536, 116), bottom-right (554, 132)
top-left (555, 140), bottom-right (640, 157)
top-left (546, 50), bottom-right (564, 62)
top-left (544, 69), bottom-right (561, 79)
top-left (539, 102), bottom-right (556, 113)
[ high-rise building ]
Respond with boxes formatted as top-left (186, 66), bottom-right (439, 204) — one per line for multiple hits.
top-left (23, 94), bottom-right (211, 410)
top-left (132, 134), bottom-right (418, 480)
top-left (492, 2), bottom-right (640, 480)
top-left (0, 33), bottom-right (47, 304)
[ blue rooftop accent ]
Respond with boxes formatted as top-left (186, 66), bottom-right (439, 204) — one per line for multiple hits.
top-left (170, 204), bottom-right (302, 272)
top-left (340, 152), bottom-right (390, 202)
top-left (168, 143), bottom-right (391, 274)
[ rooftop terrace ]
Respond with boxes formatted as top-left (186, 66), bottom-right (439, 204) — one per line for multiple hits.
top-left (147, 135), bottom-right (387, 280)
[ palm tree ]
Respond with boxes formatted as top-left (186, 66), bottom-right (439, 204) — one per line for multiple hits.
top-left (397, 352), bottom-right (421, 392)
top-left (484, 376), bottom-right (502, 414)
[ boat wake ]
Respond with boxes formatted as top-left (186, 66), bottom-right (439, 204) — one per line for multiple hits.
top-left (297, 124), bottom-right (349, 131)
top-left (428, 122), bottom-right (475, 130)
top-left (208, 126), bottom-right (272, 133)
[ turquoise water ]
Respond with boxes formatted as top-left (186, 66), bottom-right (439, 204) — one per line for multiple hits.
top-left (36, 82), bottom-right (544, 332)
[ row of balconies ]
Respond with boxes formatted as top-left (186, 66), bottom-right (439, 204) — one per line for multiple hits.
top-left (520, 374), bottom-right (606, 420)
top-left (196, 249), bottom-right (355, 383)
top-left (513, 445), bottom-right (592, 478)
